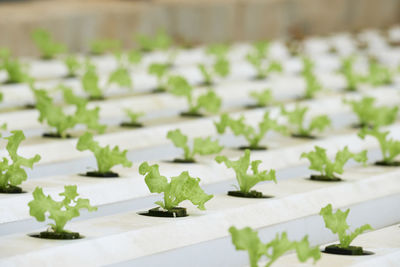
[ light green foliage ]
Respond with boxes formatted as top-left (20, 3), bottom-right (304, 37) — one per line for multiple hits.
top-left (0, 48), bottom-right (30, 84)
top-left (0, 131), bottom-right (41, 189)
top-left (366, 60), bottom-right (393, 86)
top-left (124, 109), bottom-right (144, 124)
top-left (139, 162), bottom-right (213, 211)
top-left (246, 53), bottom-right (283, 79)
top-left (215, 149), bottom-right (276, 193)
top-left (76, 132), bottom-right (132, 174)
top-left (82, 64), bottom-right (103, 99)
top-left (215, 112), bottom-right (287, 148)
top-left (344, 97), bottom-right (398, 128)
top-left (167, 129), bottom-right (223, 161)
top-left (253, 41), bottom-right (270, 58)
top-left (301, 57), bottom-right (322, 99)
top-left (127, 50), bottom-right (142, 65)
top-left (281, 105), bottom-right (331, 137)
top-left (206, 43), bottom-right (230, 58)
top-left (229, 226), bottom-right (321, 267)
top-left (301, 57), bottom-right (314, 75)
top-left (136, 29), bottom-right (172, 52)
top-left (90, 39), bottom-right (121, 55)
top-left (340, 56), bottom-right (362, 91)
top-left (301, 146), bottom-right (367, 179)
top-left (31, 29), bottom-right (66, 59)
top-left (108, 66), bottom-right (132, 88)
top-left (358, 127), bottom-right (400, 164)
top-left (64, 55), bottom-right (81, 77)
top-left (249, 89), bottom-right (273, 107)
top-left (198, 57), bottom-right (230, 85)
top-left (167, 75), bottom-right (221, 115)
top-left (28, 185), bottom-right (97, 233)
top-left (148, 63), bottom-right (169, 90)
top-left (320, 204), bottom-right (372, 248)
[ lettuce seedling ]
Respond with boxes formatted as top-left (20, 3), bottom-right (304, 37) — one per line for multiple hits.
top-left (148, 63), bottom-right (169, 92)
top-left (76, 132), bottom-right (132, 176)
top-left (136, 29), bottom-right (172, 52)
top-left (205, 43), bottom-right (230, 58)
top-left (301, 57), bottom-right (314, 76)
top-left (0, 49), bottom-right (31, 84)
top-left (121, 108), bottom-right (144, 127)
top-left (281, 105), bottom-right (331, 138)
top-left (167, 75), bottom-right (221, 116)
top-left (0, 130), bottom-right (41, 193)
top-left (215, 112), bottom-right (287, 149)
top-left (64, 55), bottom-right (81, 78)
top-left (90, 39), bottom-right (121, 55)
top-left (249, 88), bottom-right (273, 107)
top-left (344, 96), bottom-right (398, 128)
top-left (82, 64), bottom-right (103, 99)
top-left (301, 146), bottom-right (367, 181)
top-left (108, 66), bottom-right (132, 88)
top-left (358, 127), bottom-right (400, 165)
top-left (139, 162), bottom-right (213, 213)
top-left (198, 57), bottom-right (230, 85)
top-left (127, 50), bottom-right (142, 65)
top-left (320, 204), bottom-right (372, 255)
top-left (366, 60), bottom-right (393, 86)
top-left (215, 149), bottom-right (276, 197)
top-left (252, 40), bottom-right (270, 58)
top-left (246, 52), bottom-right (283, 80)
top-left (229, 226), bottom-right (321, 267)
top-left (28, 185), bottom-right (97, 238)
top-left (340, 56), bottom-right (363, 91)
top-left (167, 129), bottom-right (223, 163)
top-left (301, 71), bottom-right (322, 99)
top-left (31, 29), bottom-right (66, 59)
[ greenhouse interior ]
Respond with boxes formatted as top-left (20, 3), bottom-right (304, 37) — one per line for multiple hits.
top-left (0, 0), bottom-right (400, 266)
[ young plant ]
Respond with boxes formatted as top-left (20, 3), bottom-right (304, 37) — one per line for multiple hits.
top-left (108, 66), bottom-right (132, 88)
top-left (251, 40), bottom-right (270, 58)
top-left (246, 52), bottom-right (283, 80)
top-left (121, 108), bottom-right (144, 128)
top-left (138, 162), bottom-right (213, 216)
top-left (28, 185), bottom-right (97, 239)
top-left (90, 39), bottom-right (121, 55)
top-left (281, 105), bottom-right (331, 138)
top-left (366, 60), bottom-right (393, 86)
top-left (215, 149), bottom-right (276, 198)
top-left (64, 55), bottom-right (81, 78)
top-left (344, 96), bottom-right (398, 128)
top-left (300, 146), bottom-right (367, 181)
top-left (229, 226), bottom-right (321, 267)
top-left (167, 75), bottom-right (222, 116)
top-left (340, 56), bottom-right (363, 91)
top-left (215, 112), bottom-right (287, 150)
top-left (301, 71), bottom-right (322, 99)
top-left (82, 64), bottom-right (103, 100)
top-left (135, 29), bottom-right (172, 52)
top-left (0, 130), bottom-right (41, 193)
top-left (148, 63), bottom-right (169, 92)
top-left (127, 49), bottom-right (142, 65)
top-left (205, 43), bottom-right (230, 58)
top-left (167, 129), bottom-right (223, 163)
top-left (249, 88), bottom-right (273, 107)
top-left (197, 57), bottom-right (230, 85)
top-left (76, 132), bottom-right (132, 177)
top-left (0, 49), bottom-right (31, 84)
top-left (358, 127), bottom-right (400, 166)
top-left (31, 29), bottom-right (66, 59)
top-left (320, 204), bottom-right (372, 255)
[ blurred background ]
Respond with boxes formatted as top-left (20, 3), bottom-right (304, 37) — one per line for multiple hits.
top-left (0, 0), bottom-right (399, 57)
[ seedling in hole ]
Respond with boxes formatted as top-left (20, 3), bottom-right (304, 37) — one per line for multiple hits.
top-left (28, 185), bottom-right (97, 239)
top-left (301, 69), bottom-right (322, 99)
top-left (205, 43), bottom-right (230, 59)
top-left (167, 75), bottom-right (222, 116)
top-left (340, 56), bottom-right (363, 91)
top-left (167, 129), bottom-right (223, 163)
top-left (320, 204), bottom-right (372, 255)
top-left (215, 112), bottom-right (287, 150)
top-left (281, 105), bottom-right (331, 138)
top-left (249, 88), bottom-right (274, 107)
top-left (197, 57), bottom-right (230, 85)
top-left (344, 96), bottom-right (398, 128)
top-left (246, 52), bottom-right (283, 80)
top-left (148, 63), bottom-right (169, 92)
top-left (0, 130), bottom-right (41, 193)
top-left (108, 66), bottom-right (132, 89)
top-left (358, 127), bottom-right (400, 166)
top-left (215, 149), bottom-right (276, 198)
top-left (139, 162), bottom-right (213, 216)
top-left (0, 49), bottom-right (31, 84)
top-left (301, 146), bottom-right (367, 181)
top-left (90, 39), bottom-right (121, 55)
top-left (121, 108), bottom-right (144, 128)
top-left (76, 132), bottom-right (132, 177)
top-left (229, 226), bottom-right (321, 267)
top-left (301, 57), bottom-right (315, 76)
top-left (251, 40), bottom-right (270, 59)
top-left (82, 64), bottom-right (103, 100)
top-left (127, 50), bottom-right (142, 65)
top-left (135, 29), bottom-right (172, 52)
top-left (31, 29), bottom-right (66, 59)
top-left (64, 55), bottom-right (81, 78)
top-left (366, 59), bottom-right (393, 86)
